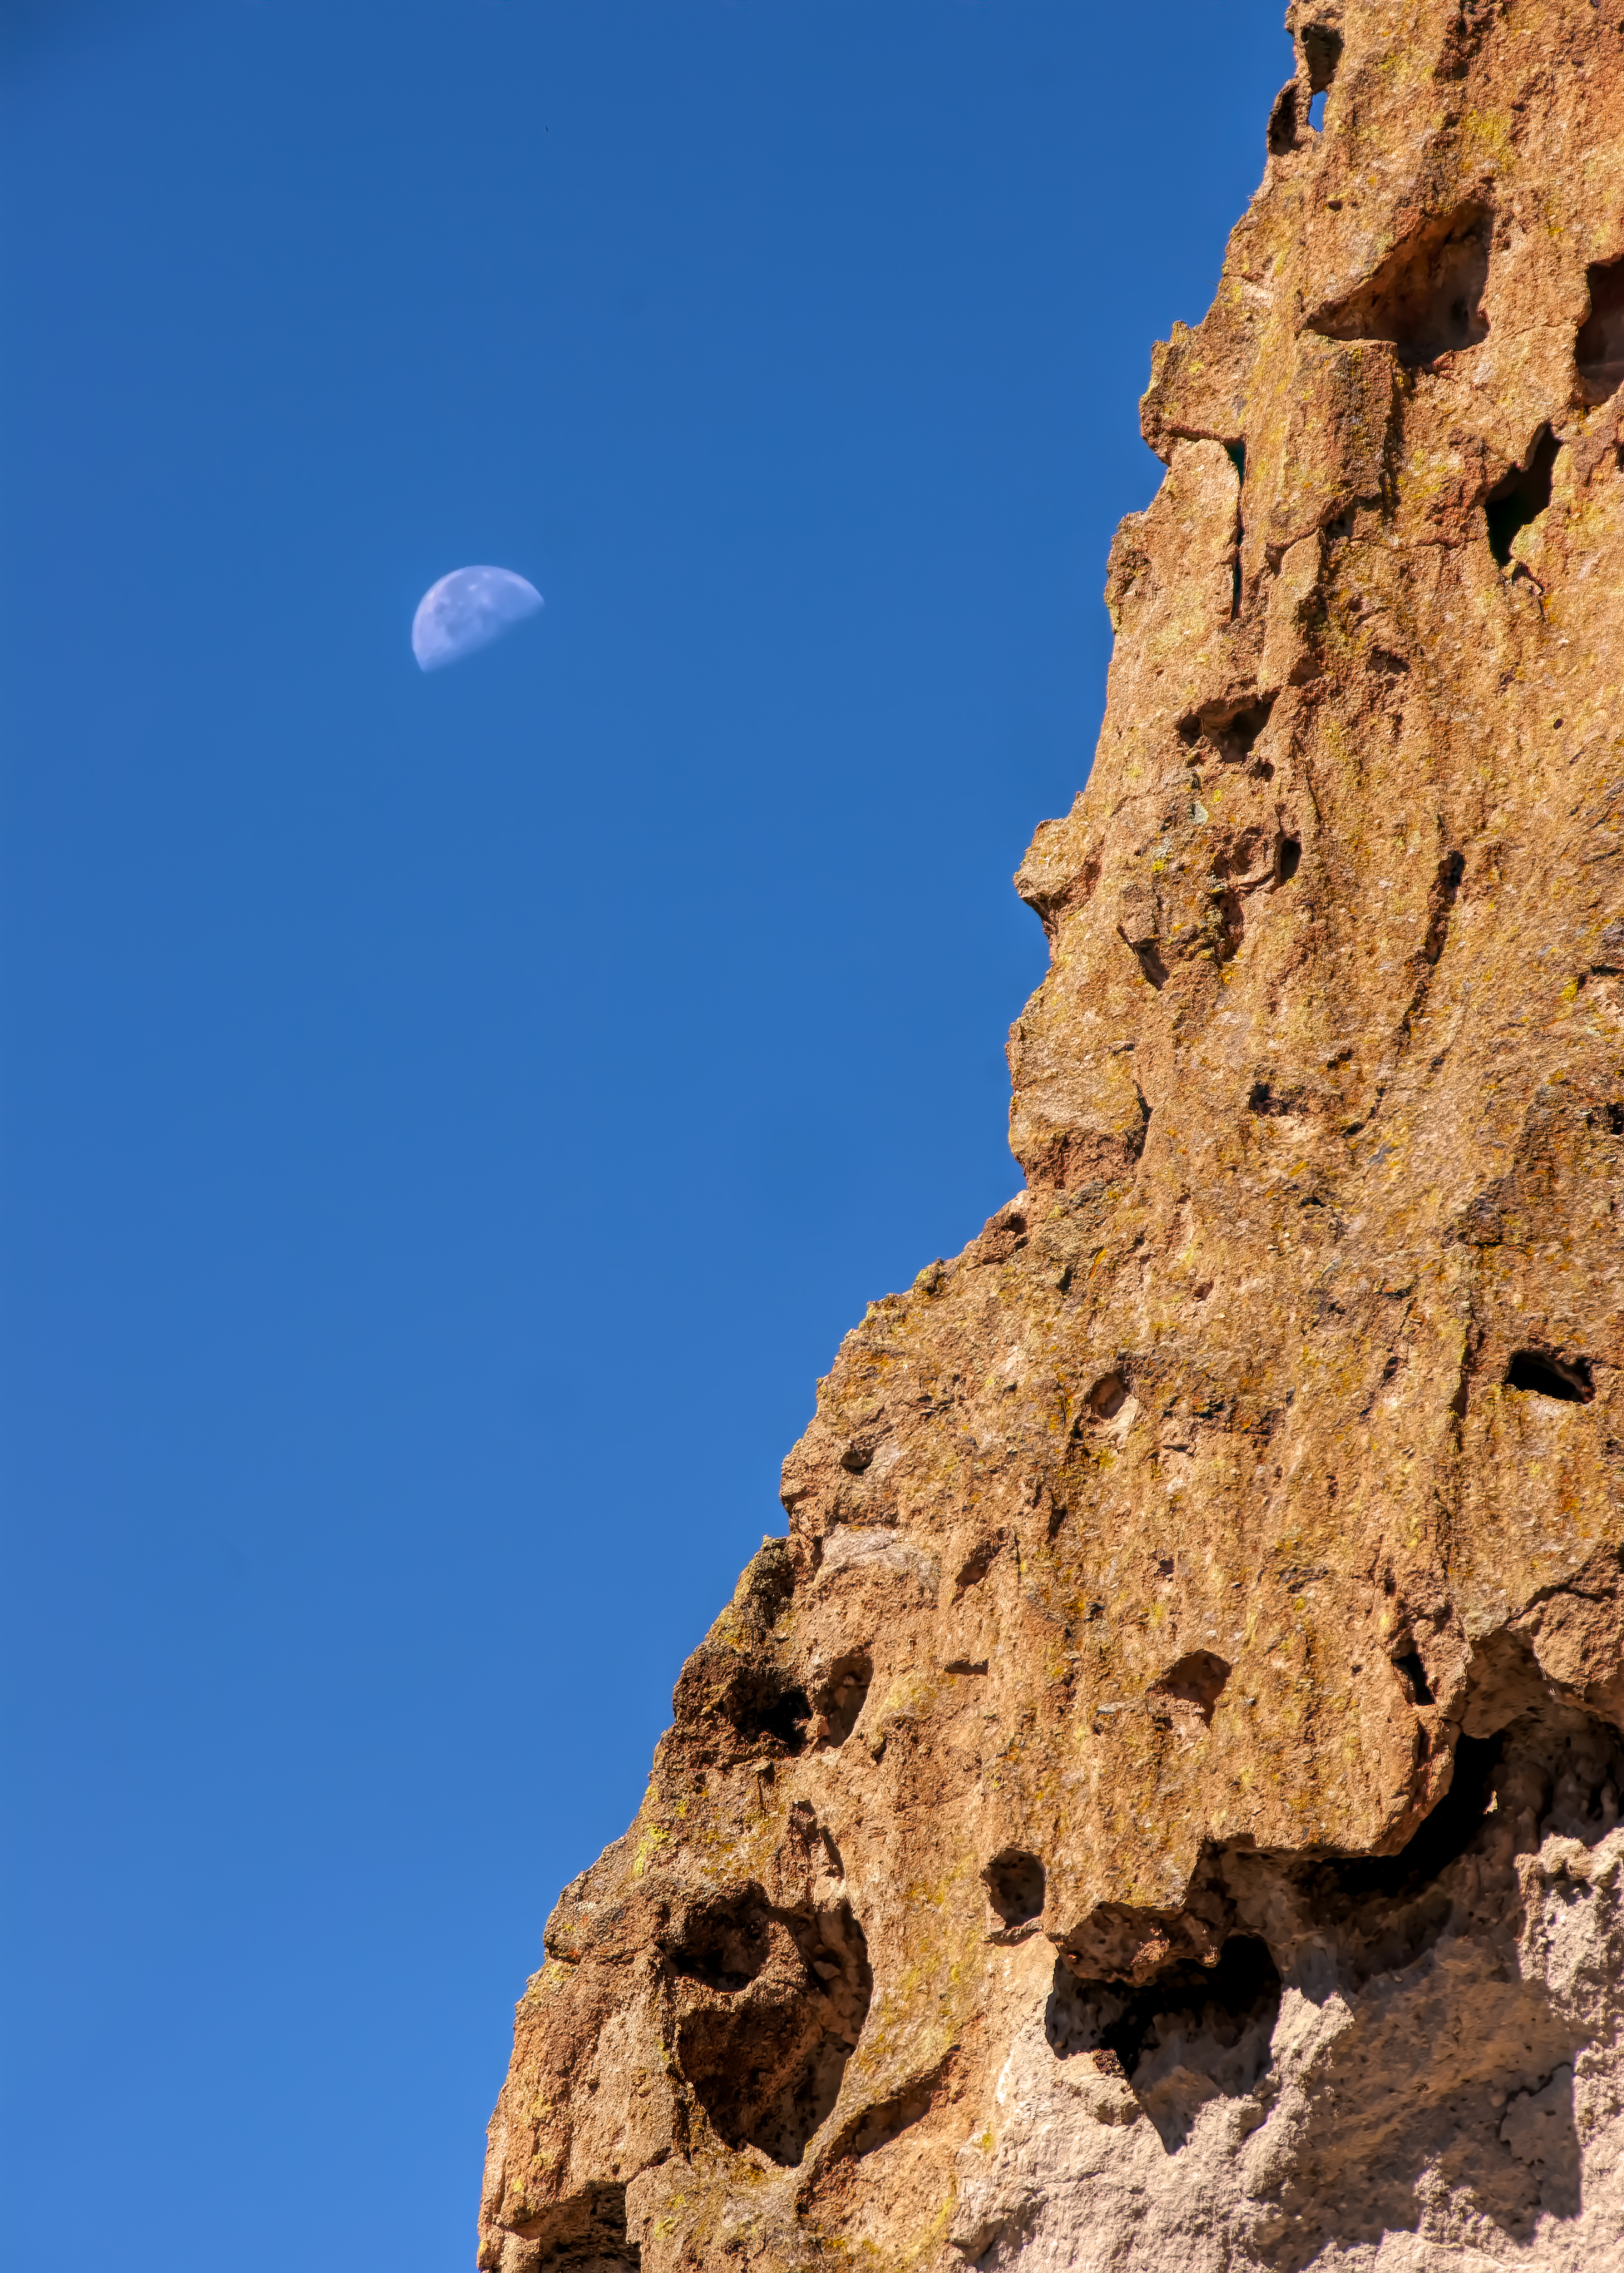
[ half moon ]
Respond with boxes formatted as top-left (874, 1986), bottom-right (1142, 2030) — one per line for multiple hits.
top-left (412, 566), bottom-right (544, 672)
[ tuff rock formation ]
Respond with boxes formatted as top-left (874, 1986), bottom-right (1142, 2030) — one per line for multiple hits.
top-left (479, 4), bottom-right (1624, 2265)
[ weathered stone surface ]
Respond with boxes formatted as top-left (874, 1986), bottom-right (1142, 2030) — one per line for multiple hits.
top-left (479, 4), bottom-right (1624, 2264)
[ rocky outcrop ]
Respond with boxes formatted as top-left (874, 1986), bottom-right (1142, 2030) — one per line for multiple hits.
top-left (479, 4), bottom-right (1624, 2265)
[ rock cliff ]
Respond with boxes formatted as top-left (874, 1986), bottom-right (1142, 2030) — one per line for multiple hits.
top-left (479, 4), bottom-right (1624, 2265)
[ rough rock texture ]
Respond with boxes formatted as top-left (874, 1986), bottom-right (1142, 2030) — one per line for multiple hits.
top-left (479, 5), bottom-right (1624, 2265)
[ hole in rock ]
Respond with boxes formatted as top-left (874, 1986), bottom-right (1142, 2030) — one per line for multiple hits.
top-left (1608, 1103), bottom-right (1624, 1136)
top-left (672, 1887), bottom-right (873, 2168)
top-left (1267, 80), bottom-right (1300, 156)
top-left (665, 1886), bottom-right (773, 1992)
top-left (814, 1651), bottom-right (872, 1747)
top-left (1325, 1732), bottom-right (1500, 1904)
top-left (1046, 1935), bottom-right (1283, 2149)
top-left (985, 1848), bottom-right (1046, 1928)
top-left (1300, 21), bottom-right (1343, 92)
top-left (1576, 254), bottom-right (1624, 405)
top-left (1247, 1080), bottom-right (1299, 1118)
top-left (1276, 836), bottom-right (1302, 883)
top-left (1313, 202), bottom-right (1492, 367)
top-left (1308, 90), bottom-right (1327, 131)
top-left (1224, 444), bottom-right (1247, 615)
top-left (509, 2179), bottom-right (637, 2273)
top-left (1391, 1649), bottom-right (1435, 1705)
top-left (1487, 429), bottom-right (1558, 565)
top-left (1194, 694), bottom-right (1274, 764)
top-left (724, 1665), bottom-right (813, 1755)
top-left (672, 1645), bottom-right (814, 1764)
top-left (1086, 1371), bottom-right (1128, 1421)
top-left (841, 2078), bottom-right (935, 2160)
top-left (1148, 1650), bottom-right (1232, 1727)
top-left (1422, 848), bottom-right (1467, 963)
top-left (1131, 940), bottom-right (1169, 990)
top-left (1506, 1348), bottom-right (1593, 1403)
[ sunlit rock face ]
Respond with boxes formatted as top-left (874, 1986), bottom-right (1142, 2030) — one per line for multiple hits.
top-left (477, 4), bottom-right (1624, 2265)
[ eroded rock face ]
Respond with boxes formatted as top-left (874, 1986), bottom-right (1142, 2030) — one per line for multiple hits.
top-left (479, 4), bottom-right (1624, 2265)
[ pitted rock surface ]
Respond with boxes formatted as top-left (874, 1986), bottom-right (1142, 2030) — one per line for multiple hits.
top-left (479, 5), bottom-right (1624, 2265)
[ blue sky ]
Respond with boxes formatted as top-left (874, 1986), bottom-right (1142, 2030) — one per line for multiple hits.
top-left (1, 5), bottom-right (1290, 2266)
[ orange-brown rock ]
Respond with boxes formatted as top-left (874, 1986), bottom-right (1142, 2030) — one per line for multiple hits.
top-left (479, 5), bottom-right (1624, 2265)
